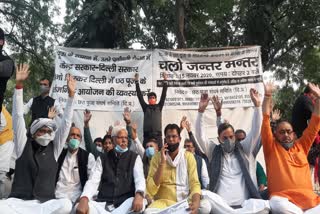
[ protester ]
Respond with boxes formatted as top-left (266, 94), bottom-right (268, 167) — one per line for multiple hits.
top-left (134, 73), bottom-right (168, 147)
top-left (0, 106), bottom-right (14, 198)
top-left (129, 122), bottom-right (160, 178)
top-left (195, 90), bottom-right (270, 213)
top-left (145, 123), bottom-right (211, 214)
top-left (0, 65), bottom-right (76, 213)
top-left (75, 126), bottom-right (146, 214)
top-left (24, 77), bottom-right (63, 124)
top-left (180, 116), bottom-right (210, 189)
top-left (262, 82), bottom-right (320, 213)
top-left (55, 126), bottom-right (95, 204)
top-left (83, 109), bottom-right (104, 158)
top-left (0, 28), bottom-right (14, 114)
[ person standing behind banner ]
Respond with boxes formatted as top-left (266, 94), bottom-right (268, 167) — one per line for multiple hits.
top-left (24, 77), bottom-right (63, 125)
top-left (134, 73), bottom-right (168, 148)
top-left (0, 28), bottom-right (15, 114)
top-left (0, 106), bottom-right (14, 199)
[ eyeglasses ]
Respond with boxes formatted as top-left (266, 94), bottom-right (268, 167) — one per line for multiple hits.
top-left (165, 135), bottom-right (179, 140)
top-left (116, 136), bottom-right (128, 140)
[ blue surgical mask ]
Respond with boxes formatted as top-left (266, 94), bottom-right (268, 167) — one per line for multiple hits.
top-left (68, 138), bottom-right (80, 150)
top-left (115, 145), bottom-right (128, 153)
top-left (146, 147), bottom-right (155, 158)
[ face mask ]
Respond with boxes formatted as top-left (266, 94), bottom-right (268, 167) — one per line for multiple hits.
top-left (40, 85), bottom-right (50, 94)
top-left (167, 143), bottom-right (179, 153)
top-left (280, 141), bottom-right (294, 150)
top-left (96, 146), bottom-right (103, 153)
top-left (35, 133), bottom-right (54, 146)
top-left (146, 147), bottom-right (155, 158)
top-left (148, 99), bottom-right (156, 105)
top-left (68, 138), bottom-right (80, 150)
top-left (115, 145), bottom-right (128, 153)
top-left (220, 138), bottom-right (235, 153)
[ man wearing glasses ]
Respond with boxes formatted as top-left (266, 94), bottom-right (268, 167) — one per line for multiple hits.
top-left (76, 126), bottom-right (146, 214)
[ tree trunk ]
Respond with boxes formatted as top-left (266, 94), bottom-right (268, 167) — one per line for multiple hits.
top-left (176, 0), bottom-right (187, 49)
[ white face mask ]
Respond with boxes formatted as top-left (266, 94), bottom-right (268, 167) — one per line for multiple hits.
top-left (96, 146), bottom-right (103, 153)
top-left (35, 133), bottom-right (55, 147)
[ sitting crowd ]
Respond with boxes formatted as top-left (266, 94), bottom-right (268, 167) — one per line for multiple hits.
top-left (1, 28), bottom-right (320, 214)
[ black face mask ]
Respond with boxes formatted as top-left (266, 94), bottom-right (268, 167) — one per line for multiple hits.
top-left (167, 143), bottom-right (179, 153)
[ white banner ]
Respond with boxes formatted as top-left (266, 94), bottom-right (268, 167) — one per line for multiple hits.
top-left (53, 46), bottom-right (263, 111)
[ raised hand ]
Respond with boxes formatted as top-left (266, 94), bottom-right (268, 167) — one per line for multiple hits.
top-left (198, 93), bottom-right (210, 113)
top-left (308, 83), bottom-right (320, 98)
top-left (185, 120), bottom-right (191, 132)
top-left (163, 72), bottom-right (168, 81)
top-left (48, 107), bottom-right (57, 119)
top-left (180, 116), bottom-right (187, 130)
top-left (134, 73), bottom-right (139, 82)
top-left (123, 107), bottom-right (131, 124)
top-left (264, 82), bottom-right (275, 97)
top-left (211, 95), bottom-right (223, 112)
top-left (16, 64), bottom-right (30, 84)
top-left (271, 109), bottom-right (282, 121)
top-left (84, 109), bottom-right (92, 127)
top-left (250, 88), bottom-right (261, 107)
top-left (107, 125), bottom-right (113, 135)
top-left (66, 74), bottom-right (76, 97)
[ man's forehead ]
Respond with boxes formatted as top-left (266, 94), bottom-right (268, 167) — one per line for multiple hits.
top-left (276, 121), bottom-right (293, 130)
top-left (117, 130), bottom-right (128, 136)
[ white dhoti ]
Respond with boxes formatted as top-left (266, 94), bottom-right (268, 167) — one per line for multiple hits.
top-left (0, 197), bottom-right (72, 214)
top-left (144, 198), bottom-right (211, 214)
top-left (202, 190), bottom-right (270, 214)
top-left (0, 141), bottom-right (14, 198)
top-left (73, 197), bottom-right (147, 214)
top-left (270, 196), bottom-right (320, 214)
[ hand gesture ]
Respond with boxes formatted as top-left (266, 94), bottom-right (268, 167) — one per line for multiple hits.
top-left (48, 107), bottom-right (57, 119)
top-left (250, 88), bottom-right (261, 107)
top-left (198, 93), bottom-right (210, 113)
top-left (180, 116), bottom-right (187, 130)
top-left (264, 82), bottom-right (275, 97)
top-left (160, 143), bottom-right (168, 164)
top-left (211, 95), bottom-right (223, 112)
top-left (308, 83), bottom-right (320, 99)
top-left (189, 199), bottom-right (200, 214)
top-left (271, 109), bottom-right (282, 121)
top-left (185, 120), bottom-right (191, 132)
top-left (134, 73), bottom-right (139, 82)
top-left (84, 109), bottom-right (92, 125)
top-left (107, 125), bottom-right (113, 135)
top-left (163, 72), bottom-right (168, 81)
top-left (123, 107), bottom-right (131, 124)
top-left (66, 74), bottom-right (76, 97)
top-left (16, 64), bottom-right (30, 83)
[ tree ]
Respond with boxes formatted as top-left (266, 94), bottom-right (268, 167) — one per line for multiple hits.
top-left (1, 0), bottom-right (60, 112)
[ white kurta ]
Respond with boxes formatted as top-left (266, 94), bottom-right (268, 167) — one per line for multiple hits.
top-left (55, 150), bottom-right (95, 203)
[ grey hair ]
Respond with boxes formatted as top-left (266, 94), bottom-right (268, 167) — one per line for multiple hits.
top-left (111, 126), bottom-right (127, 137)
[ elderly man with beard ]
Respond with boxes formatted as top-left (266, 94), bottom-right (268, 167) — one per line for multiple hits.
top-left (195, 89), bottom-right (270, 214)
top-left (76, 126), bottom-right (146, 214)
top-left (262, 82), bottom-right (320, 214)
top-left (0, 65), bottom-right (76, 213)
